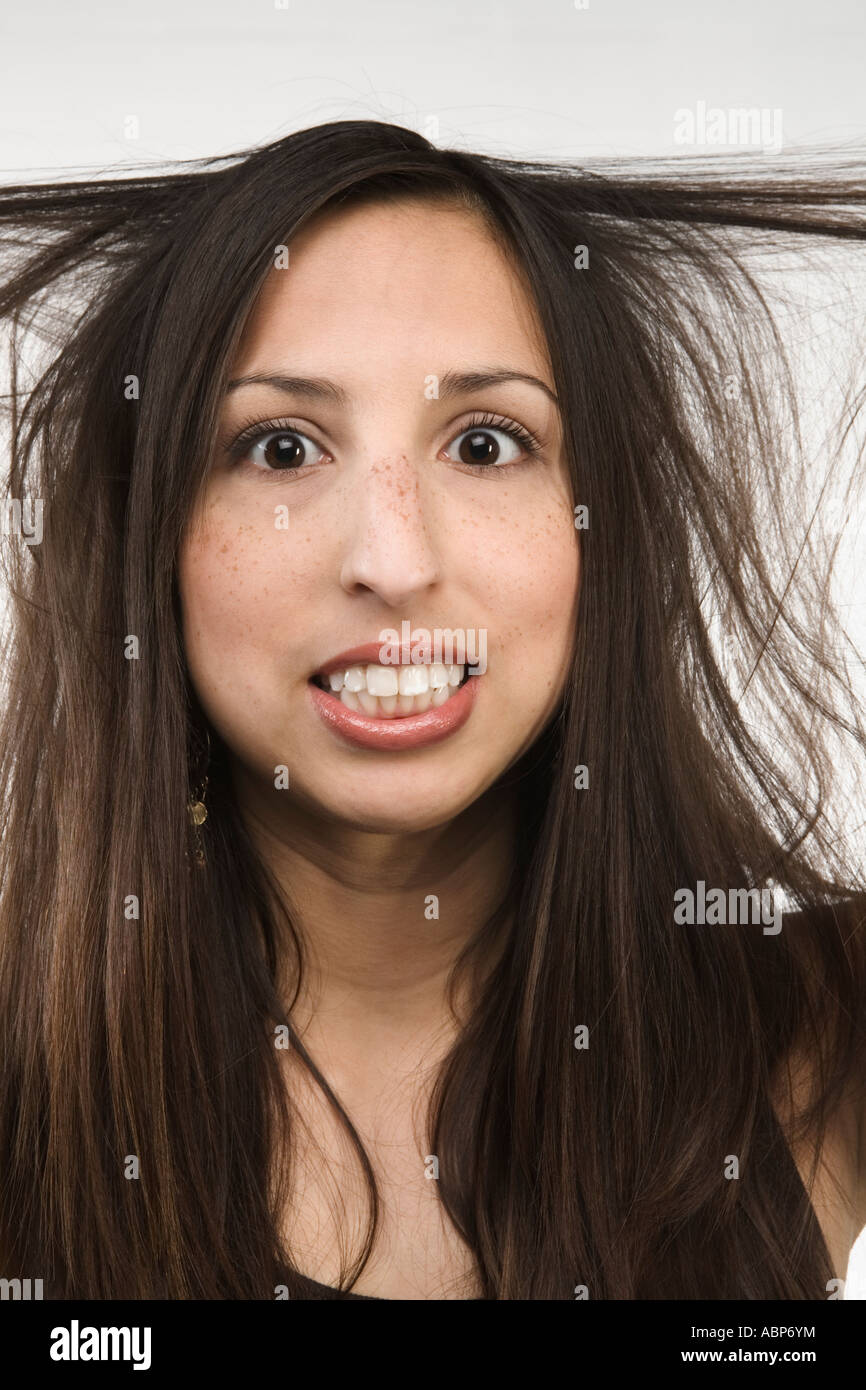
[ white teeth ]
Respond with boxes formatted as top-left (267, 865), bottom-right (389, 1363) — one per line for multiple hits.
top-left (398, 664), bottom-right (429, 696)
top-left (321, 663), bottom-right (465, 694)
top-left (365, 664), bottom-right (399, 697)
top-left (329, 662), bottom-right (470, 718)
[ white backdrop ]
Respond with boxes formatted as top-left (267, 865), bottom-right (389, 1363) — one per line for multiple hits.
top-left (0, 0), bottom-right (863, 1297)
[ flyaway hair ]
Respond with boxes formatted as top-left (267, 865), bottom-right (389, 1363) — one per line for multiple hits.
top-left (0, 121), bottom-right (865, 1297)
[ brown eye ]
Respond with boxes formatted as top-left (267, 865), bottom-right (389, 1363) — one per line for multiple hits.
top-left (244, 430), bottom-right (326, 472)
top-left (443, 419), bottom-right (538, 470)
top-left (459, 430), bottom-right (503, 465)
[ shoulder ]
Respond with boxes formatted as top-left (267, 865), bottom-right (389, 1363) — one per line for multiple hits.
top-left (770, 898), bottom-right (866, 1281)
top-left (771, 1044), bottom-right (864, 1282)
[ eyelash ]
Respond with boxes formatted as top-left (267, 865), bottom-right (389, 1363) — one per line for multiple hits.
top-left (221, 410), bottom-right (544, 478)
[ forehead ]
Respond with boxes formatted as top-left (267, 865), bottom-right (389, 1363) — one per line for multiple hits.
top-left (231, 197), bottom-right (551, 378)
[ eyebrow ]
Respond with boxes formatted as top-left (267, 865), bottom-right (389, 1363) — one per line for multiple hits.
top-left (225, 368), bottom-right (559, 407)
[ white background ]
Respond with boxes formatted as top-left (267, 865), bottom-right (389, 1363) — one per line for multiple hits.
top-left (0, 0), bottom-right (863, 1296)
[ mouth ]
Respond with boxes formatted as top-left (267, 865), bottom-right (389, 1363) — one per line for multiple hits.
top-left (310, 661), bottom-right (473, 720)
top-left (308, 659), bottom-right (481, 751)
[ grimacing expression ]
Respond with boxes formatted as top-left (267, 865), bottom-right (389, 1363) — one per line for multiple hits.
top-left (178, 197), bottom-right (580, 833)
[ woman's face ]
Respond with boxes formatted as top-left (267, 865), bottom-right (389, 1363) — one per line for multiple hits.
top-left (178, 196), bottom-right (580, 833)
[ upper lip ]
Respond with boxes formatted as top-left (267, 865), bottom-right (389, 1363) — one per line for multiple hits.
top-left (312, 641), bottom-right (415, 679)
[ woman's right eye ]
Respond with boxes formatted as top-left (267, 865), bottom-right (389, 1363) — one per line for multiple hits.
top-left (232, 428), bottom-right (329, 473)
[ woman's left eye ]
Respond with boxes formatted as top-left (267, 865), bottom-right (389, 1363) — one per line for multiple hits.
top-left (442, 418), bottom-right (540, 470)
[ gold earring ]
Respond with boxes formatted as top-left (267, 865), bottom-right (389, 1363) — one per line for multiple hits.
top-left (186, 727), bottom-right (211, 867)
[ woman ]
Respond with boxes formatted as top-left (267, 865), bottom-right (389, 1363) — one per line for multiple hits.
top-left (0, 120), bottom-right (864, 1300)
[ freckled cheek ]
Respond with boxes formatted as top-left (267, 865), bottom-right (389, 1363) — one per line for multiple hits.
top-left (178, 521), bottom-right (317, 666)
top-left (474, 512), bottom-right (579, 634)
top-left (475, 518), bottom-right (578, 711)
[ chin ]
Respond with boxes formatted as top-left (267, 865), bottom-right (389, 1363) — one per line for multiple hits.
top-left (303, 779), bottom-right (488, 835)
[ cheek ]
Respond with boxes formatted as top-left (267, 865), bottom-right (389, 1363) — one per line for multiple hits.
top-left (177, 503), bottom-right (312, 694)
top-left (469, 499), bottom-right (580, 694)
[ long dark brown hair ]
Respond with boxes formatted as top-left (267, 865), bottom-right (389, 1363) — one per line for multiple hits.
top-left (1, 120), bottom-right (865, 1298)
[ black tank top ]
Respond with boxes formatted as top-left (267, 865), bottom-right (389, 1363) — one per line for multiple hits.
top-left (292, 1273), bottom-right (381, 1299)
top-left (287, 1271), bottom-right (486, 1300)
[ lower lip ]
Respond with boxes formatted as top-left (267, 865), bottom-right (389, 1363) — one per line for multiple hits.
top-left (308, 675), bottom-right (480, 750)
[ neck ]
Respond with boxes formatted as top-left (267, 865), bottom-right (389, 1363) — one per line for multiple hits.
top-left (230, 765), bottom-right (517, 1060)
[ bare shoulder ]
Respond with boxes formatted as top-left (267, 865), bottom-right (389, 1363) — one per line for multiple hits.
top-left (770, 899), bottom-right (866, 1282)
top-left (771, 1044), bottom-right (865, 1279)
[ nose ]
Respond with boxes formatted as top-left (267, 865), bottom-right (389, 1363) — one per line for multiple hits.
top-left (339, 451), bottom-right (443, 608)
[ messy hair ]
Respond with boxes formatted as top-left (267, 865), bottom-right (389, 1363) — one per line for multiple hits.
top-left (1, 120), bottom-right (865, 1298)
